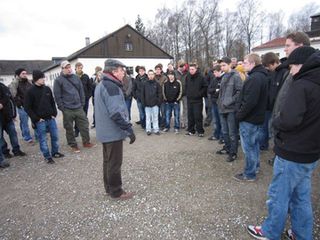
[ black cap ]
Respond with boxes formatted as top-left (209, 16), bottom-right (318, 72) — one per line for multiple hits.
top-left (287, 46), bottom-right (316, 65)
top-left (32, 70), bottom-right (45, 82)
top-left (15, 68), bottom-right (27, 76)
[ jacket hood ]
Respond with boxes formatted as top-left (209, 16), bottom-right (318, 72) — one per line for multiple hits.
top-left (294, 50), bottom-right (320, 86)
top-left (248, 64), bottom-right (268, 77)
top-left (275, 61), bottom-right (289, 71)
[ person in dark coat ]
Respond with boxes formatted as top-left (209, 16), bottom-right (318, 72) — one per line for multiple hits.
top-left (132, 66), bottom-right (147, 128)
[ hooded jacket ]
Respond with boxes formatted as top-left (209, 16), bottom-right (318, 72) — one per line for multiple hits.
top-left (273, 50), bottom-right (320, 163)
top-left (236, 65), bottom-right (269, 124)
top-left (185, 70), bottom-right (207, 103)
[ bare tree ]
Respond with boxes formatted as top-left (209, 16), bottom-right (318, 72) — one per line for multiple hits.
top-left (287, 2), bottom-right (320, 32)
top-left (168, 7), bottom-right (184, 62)
top-left (237, 0), bottom-right (264, 53)
top-left (267, 11), bottom-right (285, 40)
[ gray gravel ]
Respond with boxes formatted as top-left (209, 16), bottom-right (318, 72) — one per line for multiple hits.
top-left (0, 102), bottom-right (319, 240)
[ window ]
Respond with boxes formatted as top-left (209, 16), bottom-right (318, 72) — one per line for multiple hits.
top-left (125, 42), bottom-right (133, 51)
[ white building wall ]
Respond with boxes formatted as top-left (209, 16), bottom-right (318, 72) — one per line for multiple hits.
top-left (0, 74), bottom-right (33, 86)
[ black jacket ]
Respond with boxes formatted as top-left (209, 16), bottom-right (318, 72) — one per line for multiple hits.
top-left (141, 80), bottom-right (162, 107)
top-left (132, 74), bottom-right (148, 101)
top-left (14, 79), bottom-right (33, 108)
top-left (207, 74), bottom-right (223, 103)
top-left (78, 73), bottom-right (92, 99)
top-left (163, 80), bottom-right (182, 103)
top-left (273, 50), bottom-right (320, 163)
top-left (24, 85), bottom-right (57, 124)
top-left (0, 83), bottom-right (16, 125)
top-left (236, 65), bottom-right (268, 124)
top-left (185, 70), bottom-right (207, 103)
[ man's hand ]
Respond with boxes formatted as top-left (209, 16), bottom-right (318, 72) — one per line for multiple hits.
top-left (0, 103), bottom-right (3, 110)
top-left (129, 133), bottom-right (136, 144)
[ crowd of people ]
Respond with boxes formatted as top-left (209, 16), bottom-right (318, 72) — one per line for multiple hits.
top-left (0, 31), bottom-right (320, 239)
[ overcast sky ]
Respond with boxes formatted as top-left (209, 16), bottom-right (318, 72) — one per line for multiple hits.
top-left (0, 0), bottom-right (317, 60)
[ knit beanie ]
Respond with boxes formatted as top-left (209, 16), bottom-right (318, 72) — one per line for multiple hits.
top-left (15, 68), bottom-right (27, 77)
top-left (32, 70), bottom-right (45, 82)
top-left (287, 46), bottom-right (316, 65)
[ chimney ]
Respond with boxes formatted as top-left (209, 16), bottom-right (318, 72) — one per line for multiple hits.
top-left (85, 37), bottom-right (90, 46)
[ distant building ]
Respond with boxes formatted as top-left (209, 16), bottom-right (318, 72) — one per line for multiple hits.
top-left (0, 60), bottom-right (52, 86)
top-left (252, 13), bottom-right (320, 58)
top-left (43, 24), bottom-right (173, 87)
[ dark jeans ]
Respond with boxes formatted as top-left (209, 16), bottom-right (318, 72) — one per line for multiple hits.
top-left (159, 102), bottom-right (166, 128)
top-left (211, 102), bottom-right (222, 139)
top-left (260, 111), bottom-right (271, 150)
top-left (103, 141), bottom-right (123, 198)
top-left (92, 97), bottom-right (96, 126)
top-left (125, 98), bottom-right (132, 121)
top-left (63, 108), bottom-right (90, 147)
top-left (36, 119), bottom-right (59, 159)
top-left (1, 120), bottom-right (20, 154)
top-left (165, 102), bottom-right (180, 129)
top-left (220, 112), bottom-right (238, 155)
top-left (137, 100), bottom-right (145, 128)
top-left (187, 101), bottom-right (204, 134)
top-left (204, 97), bottom-right (212, 124)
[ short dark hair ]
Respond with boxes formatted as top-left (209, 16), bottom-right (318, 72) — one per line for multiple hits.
top-left (212, 65), bottom-right (221, 72)
top-left (138, 66), bottom-right (146, 71)
top-left (148, 69), bottom-right (154, 73)
top-left (286, 32), bottom-right (310, 46)
top-left (189, 63), bottom-right (198, 68)
top-left (155, 63), bottom-right (163, 70)
top-left (262, 52), bottom-right (280, 67)
top-left (221, 57), bottom-right (231, 64)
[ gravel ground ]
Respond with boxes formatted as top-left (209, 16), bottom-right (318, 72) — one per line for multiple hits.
top-left (0, 102), bottom-right (319, 240)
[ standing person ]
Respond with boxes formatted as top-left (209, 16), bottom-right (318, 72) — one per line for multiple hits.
top-left (185, 63), bottom-right (207, 137)
top-left (233, 54), bottom-right (268, 181)
top-left (247, 46), bottom-right (320, 240)
top-left (154, 64), bottom-right (168, 130)
top-left (95, 59), bottom-right (136, 200)
top-left (203, 68), bottom-right (213, 127)
top-left (0, 122), bottom-right (9, 168)
top-left (176, 60), bottom-right (188, 129)
top-left (9, 68), bottom-right (33, 143)
top-left (207, 64), bottom-right (224, 142)
top-left (25, 70), bottom-right (64, 164)
top-left (163, 71), bottom-right (182, 133)
top-left (0, 82), bottom-right (26, 158)
top-left (53, 60), bottom-right (95, 153)
top-left (231, 57), bottom-right (238, 69)
top-left (90, 66), bottom-right (103, 129)
top-left (74, 62), bottom-right (92, 137)
top-left (132, 66), bottom-right (147, 129)
top-left (166, 62), bottom-right (175, 77)
top-left (141, 70), bottom-right (162, 136)
top-left (216, 57), bottom-right (242, 162)
top-left (123, 70), bottom-right (133, 121)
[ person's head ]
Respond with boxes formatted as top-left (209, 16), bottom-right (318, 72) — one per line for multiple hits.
top-left (15, 68), bottom-right (28, 80)
top-left (285, 32), bottom-right (310, 57)
top-left (167, 71), bottom-right (175, 82)
top-left (220, 57), bottom-right (232, 73)
top-left (155, 64), bottom-right (162, 75)
top-left (177, 60), bottom-right (186, 72)
top-left (167, 62), bottom-right (174, 71)
top-left (32, 70), bottom-right (45, 86)
top-left (75, 62), bottom-right (83, 74)
top-left (61, 60), bottom-right (72, 75)
top-left (243, 53), bottom-right (261, 72)
top-left (262, 52), bottom-right (280, 71)
top-left (148, 70), bottom-right (155, 80)
top-left (237, 61), bottom-right (243, 66)
top-left (95, 66), bottom-right (102, 74)
top-left (138, 66), bottom-right (146, 76)
top-left (104, 59), bottom-right (126, 81)
top-left (189, 63), bottom-right (198, 75)
top-left (212, 65), bottom-right (222, 78)
top-left (287, 46), bottom-right (316, 76)
top-left (135, 65), bottom-right (140, 74)
top-left (231, 57), bottom-right (238, 68)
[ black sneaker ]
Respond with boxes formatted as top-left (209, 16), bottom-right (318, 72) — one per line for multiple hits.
top-left (216, 147), bottom-right (229, 155)
top-left (246, 225), bottom-right (268, 239)
top-left (198, 133), bottom-right (204, 137)
top-left (185, 132), bottom-right (194, 136)
top-left (268, 158), bottom-right (275, 166)
top-left (227, 153), bottom-right (237, 162)
top-left (218, 139), bottom-right (224, 144)
top-left (162, 128), bottom-right (169, 132)
top-left (0, 161), bottom-right (10, 168)
top-left (4, 152), bottom-right (14, 158)
top-left (46, 158), bottom-right (55, 164)
top-left (146, 131), bottom-right (152, 136)
top-left (233, 173), bottom-right (256, 182)
top-left (135, 121), bottom-right (141, 125)
top-left (52, 152), bottom-right (65, 158)
top-left (14, 150), bottom-right (26, 157)
top-left (155, 132), bottom-right (160, 136)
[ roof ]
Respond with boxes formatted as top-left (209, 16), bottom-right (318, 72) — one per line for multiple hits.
top-left (0, 60), bottom-right (53, 75)
top-left (252, 37), bottom-right (286, 51)
top-left (43, 24), bottom-right (173, 72)
top-left (310, 12), bottom-right (320, 18)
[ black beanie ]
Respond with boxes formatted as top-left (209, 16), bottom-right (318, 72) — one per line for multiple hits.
top-left (15, 68), bottom-right (27, 77)
top-left (32, 70), bottom-right (45, 82)
top-left (287, 46), bottom-right (316, 65)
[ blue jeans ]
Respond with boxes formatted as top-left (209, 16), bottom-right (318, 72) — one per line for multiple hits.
top-left (137, 100), bottom-right (145, 128)
top-left (260, 111), bottom-right (271, 150)
top-left (220, 112), bottom-right (238, 154)
top-left (125, 98), bottom-right (132, 121)
top-left (35, 119), bottom-right (59, 159)
top-left (211, 102), bottom-right (222, 139)
top-left (145, 106), bottom-right (159, 132)
top-left (17, 107), bottom-right (32, 141)
top-left (239, 121), bottom-right (262, 179)
top-left (165, 102), bottom-right (180, 129)
top-left (1, 120), bottom-right (20, 154)
top-left (262, 156), bottom-right (318, 240)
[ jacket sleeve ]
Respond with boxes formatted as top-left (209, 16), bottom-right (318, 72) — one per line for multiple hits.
top-left (77, 77), bottom-right (86, 106)
top-left (48, 88), bottom-right (57, 117)
top-left (8, 78), bottom-right (19, 97)
top-left (86, 75), bottom-right (93, 98)
top-left (162, 83), bottom-right (167, 101)
top-left (53, 78), bottom-right (64, 111)
top-left (24, 89), bottom-right (40, 123)
top-left (236, 77), bottom-right (260, 121)
top-left (232, 74), bottom-right (243, 106)
top-left (177, 80), bottom-right (182, 101)
top-left (273, 81), bottom-right (306, 132)
top-left (200, 75), bottom-right (208, 97)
